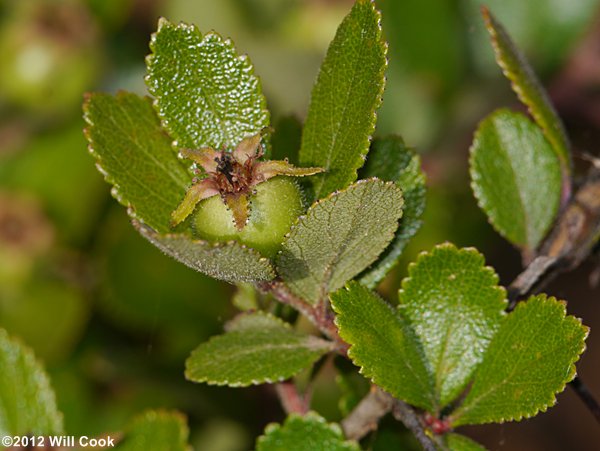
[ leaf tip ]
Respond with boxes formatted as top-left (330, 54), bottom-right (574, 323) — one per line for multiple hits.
top-left (480, 4), bottom-right (491, 21)
top-left (156, 16), bottom-right (172, 31)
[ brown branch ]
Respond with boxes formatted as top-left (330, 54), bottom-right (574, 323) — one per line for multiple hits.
top-left (507, 255), bottom-right (560, 310)
top-left (570, 376), bottom-right (600, 424)
top-left (391, 398), bottom-right (440, 451)
top-left (342, 387), bottom-right (439, 451)
top-left (341, 386), bottom-right (393, 440)
top-left (509, 170), bottom-right (600, 308)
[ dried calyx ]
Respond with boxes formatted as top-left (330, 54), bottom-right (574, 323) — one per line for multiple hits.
top-left (171, 131), bottom-right (323, 230)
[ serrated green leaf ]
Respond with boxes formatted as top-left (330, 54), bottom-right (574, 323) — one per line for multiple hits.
top-left (331, 282), bottom-right (435, 411)
top-left (116, 410), bottom-right (190, 451)
top-left (358, 136), bottom-right (426, 287)
top-left (146, 18), bottom-right (269, 150)
top-left (399, 243), bottom-right (506, 409)
top-left (299, 0), bottom-right (387, 200)
top-left (277, 179), bottom-right (403, 305)
top-left (85, 92), bottom-right (277, 281)
top-left (185, 312), bottom-right (333, 386)
top-left (482, 7), bottom-right (571, 178)
top-left (0, 328), bottom-right (63, 436)
top-left (256, 412), bottom-right (360, 451)
top-left (445, 433), bottom-right (487, 451)
top-left (451, 295), bottom-right (588, 426)
top-left (136, 222), bottom-right (275, 283)
top-left (83, 91), bottom-right (188, 234)
top-left (470, 109), bottom-right (561, 250)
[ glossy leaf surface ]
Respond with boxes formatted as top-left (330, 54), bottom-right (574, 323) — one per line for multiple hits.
top-left (470, 109), bottom-right (561, 250)
top-left (331, 282), bottom-right (435, 411)
top-left (147, 18), bottom-right (269, 150)
top-left (399, 243), bottom-right (506, 409)
top-left (452, 295), bottom-right (588, 426)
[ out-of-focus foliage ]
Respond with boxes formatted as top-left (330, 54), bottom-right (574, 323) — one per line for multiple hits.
top-left (0, 328), bottom-right (63, 436)
top-left (452, 295), bottom-right (588, 426)
top-left (256, 412), bottom-right (360, 451)
top-left (0, 1), bottom-right (101, 116)
top-left (0, 0), bottom-right (598, 449)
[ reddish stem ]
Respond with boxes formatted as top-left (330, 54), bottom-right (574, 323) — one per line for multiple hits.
top-left (275, 380), bottom-right (309, 415)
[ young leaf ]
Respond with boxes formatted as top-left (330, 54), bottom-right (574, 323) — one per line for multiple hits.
top-left (331, 282), bottom-right (435, 411)
top-left (399, 243), bottom-right (506, 409)
top-left (482, 7), bottom-right (571, 178)
top-left (0, 328), bottom-right (63, 436)
top-left (277, 179), bottom-right (403, 305)
top-left (146, 18), bottom-right (269, 150)
top-left (232, 283), bottom-right (260, 311)
top-left (136, 223), bottom-right (275, 283)
top-left (470, 109), bottom-right (562, 250)
top-left (256, 412), bottom-right (360, 451)
top-left (83, 91), bottom-right (189, 234)
top-left (451, 295), bottom-right (588, 426)
top-left (115, 410), bottom-right (190, 451)
top-left (445, 433), bottom-right (487, 451)
top-left (358, 136), bottom-right (426, 287)
top-left (299, 0), bottom-right (387, 201)
top-left (185, 312), bottom-right (334, 386)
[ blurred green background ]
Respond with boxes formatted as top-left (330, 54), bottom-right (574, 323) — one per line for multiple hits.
top-left (1, 0), bottom-right (599, 449)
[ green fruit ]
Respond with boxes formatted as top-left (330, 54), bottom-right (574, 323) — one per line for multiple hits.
top-left (193, 177), bottom-right (303, 257)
